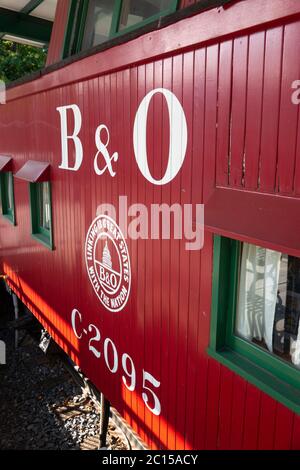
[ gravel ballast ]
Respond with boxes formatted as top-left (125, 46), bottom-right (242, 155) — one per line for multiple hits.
top-left (0, 288), bottom-right (128, 450)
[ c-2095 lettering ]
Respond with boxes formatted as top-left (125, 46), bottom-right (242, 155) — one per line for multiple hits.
top-left (71, 308), bottom-right (161, 416)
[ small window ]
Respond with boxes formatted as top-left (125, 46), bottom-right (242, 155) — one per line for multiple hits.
top-left (209, 236), bottom-right (300, 414)
top-left (30, 182), bottom-right (53, 249)
top-left (66, 0), bottom-right (178, 55)
top-left (0, 171), bottom-right (16, 225)
top-left (82, 0), bottom-right (116, 49)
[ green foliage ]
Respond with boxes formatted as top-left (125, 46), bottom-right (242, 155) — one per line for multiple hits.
top-left (0, 40), bottom-right (46, 83)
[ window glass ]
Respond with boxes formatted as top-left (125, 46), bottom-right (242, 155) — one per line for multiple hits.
top-left (82, 0), bottom-right (116, 49)
top-left (1, 171), bottom-right (14, 222)
top-left (37, 182), bottom-right (51, 231)
top-left (236, 243), bottom-right (300, 368)
top-left (30, 181), bottom-right (53, 249)
top-left (119, 0), bottom-right (174, 30)
top-left (6, 172), bottom-right (13, 211)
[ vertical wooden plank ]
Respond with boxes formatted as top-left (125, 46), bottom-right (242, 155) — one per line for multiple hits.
top-left (129, 65), bottom-right (140, 434)
top-left (259, 26), bottom-right (283, 192)
top-left (136, 63), bottom-right (147, 444)
top-left (203, 42), bottom-right (219, 449)
top-left (117, 68), bottom-right (132, 424)
top-left (166, 53), bottom-right (183, 450)
top-left (244, 31), bottom-right (265, 190)
top-left (151, 58), bottom-right (163, 448)
top-left (217, 366), bottom-right (234, 449)
top-left (205, 357), bottom-right (221, 449)
top-left (273, 404), bottom-right (294, 449)
top-left (193, 356), bottom-right (209, 449)
top-left (203, 44), bottom-right (219, 202)
top-left (185, 46), bottom-right (206, 450)
top-left (122, 68), bottom-right (135, 427)
top-left (216, 40), bottom-right (233, 187)
top-left (175, 50), bottom-right (194, 450)
top-left (159, 56), bottom-right (173, 450)
top-left (277, 22), bottom-right (300, 194)
top-left (257, 394), bottom-right (277, 450)
top-left (229, 36), bottom-right (248, 188)
top-left (291, 414), bottom-right (300, 450)
top-left (193, 235), bottom-right (213, 449)
top-left (242, 383), bottom-right (261, 449)
top-left (229, 374), bottom-right (247, 449)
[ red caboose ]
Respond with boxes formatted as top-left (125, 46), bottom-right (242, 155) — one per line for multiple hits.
top-left (0, 0), bottom-right (299, 450)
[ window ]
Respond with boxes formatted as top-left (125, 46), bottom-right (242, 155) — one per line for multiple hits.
top-left (65, 0), bottom-right (178, 55)
top-left (118, 0), bottom-right (176, 31)
top-left (82, 0), bottom-right (116, 49)
top-left (208, 236), bottom-right (300, 414)
top-left (0, 171), bottom-right (15, 224)
top-left (30, 182), bottom-right (53, 249)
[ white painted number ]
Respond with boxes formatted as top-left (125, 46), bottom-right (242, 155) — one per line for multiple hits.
top-left (104, 338), bottom-right (118, 373)
top-left (71, 309), bottom-right (161, 415)
top-left (142, 370), bottom-right (161, 416)
top-left (88, 324), bottom-right (101, 358)
top-left (133, 88), bottom-right (188, 185)
top-left (121, 353), bottom-right (136, 392)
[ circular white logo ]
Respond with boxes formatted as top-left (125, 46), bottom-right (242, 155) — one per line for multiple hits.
top-left (85, 215), bottom-right (131, 312)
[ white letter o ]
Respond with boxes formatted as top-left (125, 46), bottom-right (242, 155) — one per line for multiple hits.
top-left (133, 88), bottom-right (187, 185)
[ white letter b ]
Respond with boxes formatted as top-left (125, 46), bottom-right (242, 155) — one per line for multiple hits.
top-left (57, 104), bottom-right (83, 171)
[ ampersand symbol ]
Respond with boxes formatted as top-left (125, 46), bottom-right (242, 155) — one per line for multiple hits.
top-left (94, 124), bottom-right (119, 177)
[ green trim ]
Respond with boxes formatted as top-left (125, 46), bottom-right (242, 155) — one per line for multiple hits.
top-left (63, 0), bottom-right (179, 57)
top-left (208, 235), bottom-right (300, 415)
top-left (73, 0), bottom-right (90, 55)
top-left (29, 182), bottom-right (54, 250)
top-left (63, 0), bottom-right (91, 58)
top-left (229, 335), bottom-right (299, 389)
top-left (0, 7), bottom-right (52, 43)
top-left (210, 236), bottom-right (230, 350)
top-left (0, 172), bottom-right (16, 225)
top-left (109, 0), bottom-right (123, 37)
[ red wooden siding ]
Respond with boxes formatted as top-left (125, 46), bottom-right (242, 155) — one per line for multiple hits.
top-left (0, 0), bottom-right (299, 450)
top-left (46, 0), bottom-right (71, 66)
top-left (214, 22), bottom-right (300, 195)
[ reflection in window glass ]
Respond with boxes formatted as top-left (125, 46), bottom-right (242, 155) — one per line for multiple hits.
top-left (236, 243), bottom-right (300, 368)
top-left (119, 0), bottom-right (174, 30)
top-left (6, 173), bottom-right (13, 210)
top-left (82, 0), bottom-right (116, 49)
top-left (38, 182), bottom-right (51, 231)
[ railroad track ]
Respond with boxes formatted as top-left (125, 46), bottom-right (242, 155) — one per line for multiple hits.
top-left (0, 287), bottom-right (145, 450)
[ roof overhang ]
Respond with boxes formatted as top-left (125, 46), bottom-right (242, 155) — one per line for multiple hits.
top-left (0, 0), bottom-right (57, 45)
top-left (15, 160), bottom-right (50, 182)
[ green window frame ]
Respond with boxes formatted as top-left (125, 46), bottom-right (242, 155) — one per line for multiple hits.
top-left (208, 235), bottom-right (300, 415)
top-left (29, 181), bottom-right (53, 250)
top-left (63, 0), bottom-right (179, 57)
top-left (0, 171), bottom-right (16, 225)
